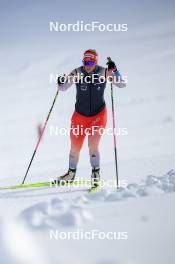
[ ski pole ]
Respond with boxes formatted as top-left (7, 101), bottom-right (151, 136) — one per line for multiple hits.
top-left (110, 82), bottom-right (119, 188)
top-left (107, 57), bottom-right (119, 188)
top-left (22, 90), bottom-right (59, 184)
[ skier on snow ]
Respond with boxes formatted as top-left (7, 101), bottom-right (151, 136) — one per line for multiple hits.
top-left (55, 49), bottom-right (126, 187)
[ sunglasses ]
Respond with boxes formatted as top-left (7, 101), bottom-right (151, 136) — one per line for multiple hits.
top-left (83, 61), bottom-right (95, 66)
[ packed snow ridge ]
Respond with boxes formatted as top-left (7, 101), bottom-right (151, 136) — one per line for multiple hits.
top-left (19, 170), bottom-right (175, 229)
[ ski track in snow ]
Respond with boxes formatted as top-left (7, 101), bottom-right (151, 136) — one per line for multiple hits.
top-left (17, 169), bottom-right (175, 229)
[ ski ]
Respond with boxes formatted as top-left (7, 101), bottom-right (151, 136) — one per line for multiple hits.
top-left (0, 179), bottom-right (91, 190)
top-left (0, 179), bottom-right (103, 193)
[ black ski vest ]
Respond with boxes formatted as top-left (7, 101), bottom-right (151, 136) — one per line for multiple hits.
top-left (75, 65), bottom-right (106, 117)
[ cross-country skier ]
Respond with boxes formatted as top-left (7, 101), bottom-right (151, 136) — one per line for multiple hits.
top-left (55, 49), bottom-right (126, 187)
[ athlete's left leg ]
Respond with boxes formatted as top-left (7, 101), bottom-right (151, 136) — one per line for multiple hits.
top-left (88, 107), bottom-right (107, 168)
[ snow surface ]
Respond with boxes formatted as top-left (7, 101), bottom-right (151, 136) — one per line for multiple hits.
top-left (0, 0), bottom-right (175, 263)
top-left (1, 171), bottom-right (175, 264)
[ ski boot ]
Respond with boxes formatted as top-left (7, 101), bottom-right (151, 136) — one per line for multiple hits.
top-left (52, 168), bottom-right (76, 185)
top-left (91, 167), bottom-right (100, 189)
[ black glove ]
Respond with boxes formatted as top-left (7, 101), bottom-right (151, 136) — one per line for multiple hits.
top-left (57, 76), bottom-right (65, 85)
top-left (106, 57), bottom-right (117, 71)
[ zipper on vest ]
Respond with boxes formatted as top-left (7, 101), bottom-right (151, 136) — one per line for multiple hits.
top-left (89, 84), bottom-right (92, 115)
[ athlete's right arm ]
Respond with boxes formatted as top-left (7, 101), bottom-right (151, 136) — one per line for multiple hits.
top-left (57, 69), bottom-right (77, 91)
